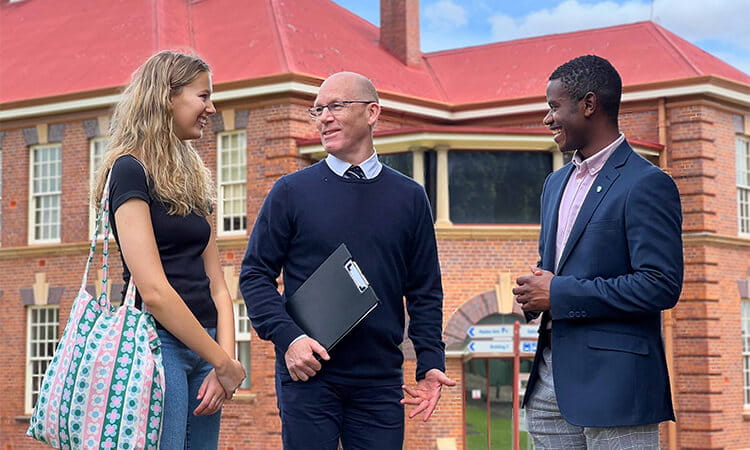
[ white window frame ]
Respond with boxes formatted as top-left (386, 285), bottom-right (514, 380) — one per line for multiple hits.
top-left (217, 130), bottom-right (247, 235)
top-left (234, 300), bottom-right (251, 389)
top-left (88, 137), bottom-right (109, 239)
top-left (25, 305), bottom-right (60, 414)
top-left (28, 144), bottom-right (62, 244)
top-left (737, 136), bottom-right (750, 235)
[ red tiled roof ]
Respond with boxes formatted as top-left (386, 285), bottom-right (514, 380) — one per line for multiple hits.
top-left (425, 21), bottom-right (750, 104)
top-left (1, 0), bottom-right (747, 106)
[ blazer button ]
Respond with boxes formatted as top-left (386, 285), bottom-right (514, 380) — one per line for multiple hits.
top-left (569, 312), bottom-right (575, 318)
top-left (581, 311), bottom-right (587, 317)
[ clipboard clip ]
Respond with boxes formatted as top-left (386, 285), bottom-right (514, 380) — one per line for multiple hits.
top-left (344, 259), bottom-right (370, 293)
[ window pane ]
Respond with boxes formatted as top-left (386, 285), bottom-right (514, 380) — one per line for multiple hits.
top-left (423, 151), bottom-right (437, 221)
top-left (31, 145), bottom-right (62, 241)
top-left (27, 306), bottom-right (59, 410)
top-left (218, 131), bottom-right (248, 233)
top-left (449, 151), bottom-right (552, 224)
top-left (237, 342), bottom-right (251, 389)
top-left (380, 152), bottom-right (413, 178)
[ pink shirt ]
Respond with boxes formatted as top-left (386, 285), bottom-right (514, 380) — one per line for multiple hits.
top-left (555, 134), bottom-right (625, 272)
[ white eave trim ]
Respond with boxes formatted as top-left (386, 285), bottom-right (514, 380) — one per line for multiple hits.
top-left (298, 131), bottom-right (660, 157)
top-left (300, 132), bottom-right (556, 155)
top-left (2, 81), bottom-right (748, 122)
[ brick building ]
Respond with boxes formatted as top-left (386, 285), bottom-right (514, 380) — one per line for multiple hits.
top-left (1, 0), bottom-right (749, 449)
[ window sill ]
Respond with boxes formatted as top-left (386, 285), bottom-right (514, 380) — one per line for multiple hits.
top-left (231, 392), bottom-right (257, 403)
top-left (216, 234), bottom-right (250, 250)
top-left (743, 410), bottom-right (750, 421)
top-left (14, 415), bottom-right (31, 423)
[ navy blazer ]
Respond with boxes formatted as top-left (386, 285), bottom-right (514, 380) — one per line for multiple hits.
top-left (523, 140), bottom-right (683, 427)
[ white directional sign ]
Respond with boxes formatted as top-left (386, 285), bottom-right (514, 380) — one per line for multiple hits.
top-left (520, 325), bottom-right (539, 339)
top-left (466, 325), bottom-right (513, 339)
top-left (520, 341), bottom-right (537, 354)
top-left (468, 340), bottom-right (513, 353)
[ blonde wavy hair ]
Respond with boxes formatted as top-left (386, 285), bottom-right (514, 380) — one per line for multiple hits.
top-left (92, 50), bottom-right (215, 216)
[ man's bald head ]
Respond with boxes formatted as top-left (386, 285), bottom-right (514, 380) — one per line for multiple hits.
top-left (320, 72), bottom-right (379, 104)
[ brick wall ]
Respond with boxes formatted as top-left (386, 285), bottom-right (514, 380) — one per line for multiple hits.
top-left (2, 95), bottom-right (750, 450)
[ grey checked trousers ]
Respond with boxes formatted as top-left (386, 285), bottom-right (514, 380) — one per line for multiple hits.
top-left (524, 347), bottom-right (660, 449)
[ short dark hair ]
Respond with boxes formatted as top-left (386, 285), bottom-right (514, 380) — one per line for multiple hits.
top-left (549, 55), bottom-right (622, 124)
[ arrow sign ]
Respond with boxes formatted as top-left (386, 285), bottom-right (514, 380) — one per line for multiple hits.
top-left (468, 340), bottom-right (513, 353)
top-left (520, 341), bottom-right (537, 354)
top-left (467, 325), bottom-right (513, 339)
top-left (520, 325), bottom-right (539, 339)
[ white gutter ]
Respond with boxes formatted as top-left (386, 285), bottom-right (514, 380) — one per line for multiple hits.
top-left (2, 81), bottom-right (748, 122)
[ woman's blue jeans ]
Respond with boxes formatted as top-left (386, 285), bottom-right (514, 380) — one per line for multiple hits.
top-left (157, 327), bottom-right (222, 449)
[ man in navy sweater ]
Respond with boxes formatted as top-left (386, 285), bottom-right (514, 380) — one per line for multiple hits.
top-left (240, 72), bottom-right (454, 449)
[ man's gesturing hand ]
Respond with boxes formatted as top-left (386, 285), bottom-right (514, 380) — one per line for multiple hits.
top-left (401, 369), bottom-right (456, 421)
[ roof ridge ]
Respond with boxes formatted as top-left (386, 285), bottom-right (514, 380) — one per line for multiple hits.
top-left (269, 0), bottom-right (291, 72)
top-left (425, 21), bottom-right (653, 57)
top-left (422, 57), bottom-right (449, 102)
top-left (647, 22), bottom-right (701, 77)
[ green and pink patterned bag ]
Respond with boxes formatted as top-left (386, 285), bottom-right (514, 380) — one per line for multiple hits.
top-left (28, 170), bottom-right (164, 449)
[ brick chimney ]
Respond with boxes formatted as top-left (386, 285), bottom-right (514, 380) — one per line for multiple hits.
top-left (380, 0), bottom-right (421, 67)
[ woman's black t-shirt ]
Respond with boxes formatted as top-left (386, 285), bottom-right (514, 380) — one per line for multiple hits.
top-left (108, 155), bottom-right (216, 328)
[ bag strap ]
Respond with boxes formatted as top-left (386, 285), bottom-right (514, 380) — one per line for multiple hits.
top-left (79, 169), bottom-right (113, 306)
top-left (80, 161), bottom-right (144, 311)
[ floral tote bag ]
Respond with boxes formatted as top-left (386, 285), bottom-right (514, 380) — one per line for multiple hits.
top-left (27, 170), bottom-right (164, 449)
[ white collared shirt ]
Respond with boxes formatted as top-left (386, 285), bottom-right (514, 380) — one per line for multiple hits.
top-left (554, 133), bottom-right (625, 272)
top-left (325, 150), bottom-right (383, 179)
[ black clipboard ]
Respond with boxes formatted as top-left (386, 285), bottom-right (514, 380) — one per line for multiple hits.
top-left (286, 243), bottom-right (380, 351)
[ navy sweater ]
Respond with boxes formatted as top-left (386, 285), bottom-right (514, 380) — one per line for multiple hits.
top-left (240, 161), bottom-right (445, 385)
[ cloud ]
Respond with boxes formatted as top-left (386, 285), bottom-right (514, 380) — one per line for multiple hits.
top-left (489, 0), bottom-right (648, 42)
top-left (424, 0), bottom-right (468, 29)
top-left (484, 0), bottom-right (749, 74)
top-left (488, 0), bottom-right (749, 50)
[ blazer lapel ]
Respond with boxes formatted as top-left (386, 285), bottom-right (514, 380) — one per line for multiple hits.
top-left (543, 165), bottom-right (574, 271)
top-left (555, 142), bottom-right (631, 273)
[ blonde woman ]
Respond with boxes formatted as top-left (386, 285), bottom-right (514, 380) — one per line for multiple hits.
top-left (92, 50), bottom-right (245, 449)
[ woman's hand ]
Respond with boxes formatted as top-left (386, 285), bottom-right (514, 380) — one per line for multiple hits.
top-left (215, 358), bottom-right (246, 399)
top-left (193, 369), bottom-right (226, 416)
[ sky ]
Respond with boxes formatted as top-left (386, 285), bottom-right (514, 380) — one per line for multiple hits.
top-left (332, 0), bottom-right (750, 75)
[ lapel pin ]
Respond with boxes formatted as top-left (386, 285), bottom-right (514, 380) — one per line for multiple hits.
top-left (596, 185), bottom-right (602, 193)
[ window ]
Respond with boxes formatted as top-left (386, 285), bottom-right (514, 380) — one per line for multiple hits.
top-left (25, 305), bottom-right (60, 413)
top-left (29, 144), bottom-right (62, 243)
top-left (380, 152), bottom-right (413, 178)
top-left (449, 151), bottom-right (552, 224)
top-left (89, 137), bottom-right (108, 238)
top-left (744, 299), bottom-right (750, 406)
top-left (738, 136), bottom-right (750, 235)
top-left (234, 301), bottom-right (251, 389)
top-left (217, 131), bottom-right (247, 234)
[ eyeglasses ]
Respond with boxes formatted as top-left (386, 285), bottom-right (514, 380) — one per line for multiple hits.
top-left (308, 101), bottom-right (375, 118)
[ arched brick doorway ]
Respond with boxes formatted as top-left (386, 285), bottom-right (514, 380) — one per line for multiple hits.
top-left (444, 290), bottom-right (538, 450)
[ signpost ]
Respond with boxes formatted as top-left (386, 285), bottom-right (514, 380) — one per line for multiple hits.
top-left (467, 325), bottom-right (514, 339)
top-left (467, 340), bottom-right (513, 353)
top-left (465, 321), bottom-right (539, 450)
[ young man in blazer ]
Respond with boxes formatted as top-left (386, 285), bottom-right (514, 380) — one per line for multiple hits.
top-left (513, 55), bottom-right (683, 449)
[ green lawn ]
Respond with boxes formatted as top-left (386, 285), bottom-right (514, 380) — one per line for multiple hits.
top-left (465, 405), bottom-right (531, 449)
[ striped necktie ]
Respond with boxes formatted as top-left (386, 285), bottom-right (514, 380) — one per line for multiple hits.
top-left (343, 165), bottom-right (366, 179)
